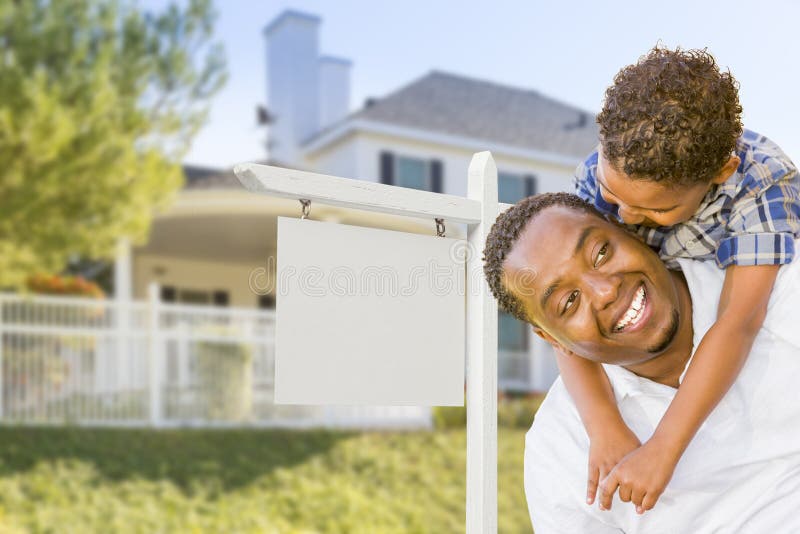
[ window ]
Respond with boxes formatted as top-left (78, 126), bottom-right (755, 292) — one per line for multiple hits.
top-left (498, 172), bottom-right (538, 204)
top-left (379, 151), bottom-right (443, 192)
top-left (397, 156), bottom-right (429, 190)
top-left (177, 290), bottom-right (210, 305)
top-left (161, 286), bottom-right (177, 302)
top-left (499, 173), bottom-right (526, 204)
top-left (258, 294), bottom-right (276, 309)
top-left (212, 291), bottom-right (229, 307)
top-left (498, 309), bottom-right (528, 352)
top-left (159, 286), bottom-right (229, 307)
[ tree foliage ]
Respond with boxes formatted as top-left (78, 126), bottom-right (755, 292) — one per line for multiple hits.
top-left (0, 0), bottom-right (227, 289)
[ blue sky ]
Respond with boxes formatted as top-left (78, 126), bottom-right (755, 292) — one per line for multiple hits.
top-left (145, 0), bottom-right (800, 169)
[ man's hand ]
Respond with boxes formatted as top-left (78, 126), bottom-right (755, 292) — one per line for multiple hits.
top-left (598, 438), bottom-right (679, 514)
top-left (586, 423), bottom-right (640, 506)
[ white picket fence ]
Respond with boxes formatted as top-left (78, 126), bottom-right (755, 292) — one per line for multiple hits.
top-left (0, 288), bottom-right (431, 428)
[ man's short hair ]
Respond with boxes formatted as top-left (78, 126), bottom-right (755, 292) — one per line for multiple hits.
top-left (482, 192), bottom-right (604, 324)
top-left (598, 45), bottom-right (743, 187)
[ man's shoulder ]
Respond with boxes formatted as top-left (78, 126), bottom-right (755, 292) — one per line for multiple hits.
top-left (525, 379), bottom-right (581, 448)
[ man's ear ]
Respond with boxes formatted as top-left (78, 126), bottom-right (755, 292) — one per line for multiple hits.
top-left (533, 326), bottom-right (582, 358)
top-left (532, 325), bottom-right (563, 350)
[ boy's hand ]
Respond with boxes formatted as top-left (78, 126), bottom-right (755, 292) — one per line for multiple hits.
top-left (586, 423), bottom-right (640, 506)
top-left (598, 437), bottom-right (679, 514)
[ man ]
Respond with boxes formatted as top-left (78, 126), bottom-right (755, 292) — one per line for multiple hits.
top-left (482, 192), bottom-right (800, 533)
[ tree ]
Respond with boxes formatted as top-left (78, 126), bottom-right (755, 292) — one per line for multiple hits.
top-left (0, 0), bottom-right (227, 289)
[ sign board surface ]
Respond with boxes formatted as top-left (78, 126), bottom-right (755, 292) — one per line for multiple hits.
top-left (275, 217), bottom-right (466, 405)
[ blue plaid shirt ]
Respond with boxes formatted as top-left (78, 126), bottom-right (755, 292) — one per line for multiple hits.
top-left (575, 129), bottom-right (800, 269)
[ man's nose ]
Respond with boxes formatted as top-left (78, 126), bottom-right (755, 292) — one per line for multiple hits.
top-left (583, 271), bottom-right (621, 310)
top-left (618, 205), bottom-right (645, 225)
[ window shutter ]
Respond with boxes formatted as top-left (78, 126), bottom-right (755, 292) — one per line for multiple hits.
top-left (160, 286), bottom-right (176, 303)
top-left (212, 290), bottom-right (229, 307)
top-left (430, 159), bottom-right (443, 193)
top-left (524, 174), bottom-right (538, 197)
top-left (258, 294), bottom-right (276, 309)
top-left (380, 151), bottom-right (394, 185)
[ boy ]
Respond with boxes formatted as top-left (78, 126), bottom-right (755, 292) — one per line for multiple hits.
top-left (567, 46), bottom-right (800, 514)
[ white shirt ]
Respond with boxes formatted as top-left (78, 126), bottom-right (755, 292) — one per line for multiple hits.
top-left (524, 251), bottom-right (800, 534)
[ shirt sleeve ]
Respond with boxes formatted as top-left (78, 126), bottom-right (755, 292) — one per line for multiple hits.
top-left (634, 224), bottom-right (667, 253)
top-left (574, 155), bottom-right (598, 204)
top-left (574, 151), bottom-right (624, 218)
top-left (715, 171), bottom-right (800, 268)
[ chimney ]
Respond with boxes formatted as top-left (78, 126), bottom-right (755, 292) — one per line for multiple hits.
top-left (263, 10), bottom-right (321, 165)
top-left (319, 56), bottom-right (351, 129)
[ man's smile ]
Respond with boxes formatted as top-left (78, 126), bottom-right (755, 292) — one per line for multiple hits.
top-left (611, 282), bottom-right (650, 334)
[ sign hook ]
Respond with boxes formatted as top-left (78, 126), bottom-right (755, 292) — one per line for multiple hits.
top-left (435, 218), bottom-right (445, 237)
top-left (299, 199), bottom-right (311, 220)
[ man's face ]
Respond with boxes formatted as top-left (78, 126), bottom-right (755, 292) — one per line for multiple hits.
top-left (502, 206), bottom-right (682, 366)
top-left (596, 152), bottom-right (712, 227)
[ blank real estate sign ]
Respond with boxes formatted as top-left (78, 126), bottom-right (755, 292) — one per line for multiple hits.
top-left (274, 216), bottom-right (466, 406)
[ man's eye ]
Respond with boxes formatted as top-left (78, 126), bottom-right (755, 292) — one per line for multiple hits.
top-left (594, 243), bottom-right (608, 267)
top-left (562, 290), bottom-right (579, 314)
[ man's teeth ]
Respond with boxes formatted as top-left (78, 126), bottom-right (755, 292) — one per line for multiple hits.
top-left (615, 285), bottom-right (645, 332)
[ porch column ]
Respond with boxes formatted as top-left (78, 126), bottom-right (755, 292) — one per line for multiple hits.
top-left (114, 237), bottom-right (132, 302)
top-left (114, 237), bottom-right (132, 396)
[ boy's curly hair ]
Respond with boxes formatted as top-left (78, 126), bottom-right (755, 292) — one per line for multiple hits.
top-left (597, 45), bottom-right (743, 187)
top-left (482, 192), bottom-right (604, 324)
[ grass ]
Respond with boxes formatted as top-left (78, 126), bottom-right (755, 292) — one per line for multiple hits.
top-left (0, 426), bottom-right (532, 533)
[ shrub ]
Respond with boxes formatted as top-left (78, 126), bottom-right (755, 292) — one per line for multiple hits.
top-left (497, 393), bottom-right (544, 429)
top-left (26, 273), bottom-right (105, 298)
top-left (432, 392), bottom-right (544, 430)
top-left (195, 336), bottom-right (253, 422)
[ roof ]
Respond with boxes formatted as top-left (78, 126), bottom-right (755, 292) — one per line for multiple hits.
top-left (183, 71), bottom-right (600, 189)
top-left (321, 70), bottom-right (599, 159)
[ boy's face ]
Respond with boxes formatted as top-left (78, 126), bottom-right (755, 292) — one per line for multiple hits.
top-left (596, 152), bottom-right (725, 227)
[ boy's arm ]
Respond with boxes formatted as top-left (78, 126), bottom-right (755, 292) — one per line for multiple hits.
top-left (598, 264), bottom-right (779, 513)
top-left (554, 348), bottom-right (640, 506)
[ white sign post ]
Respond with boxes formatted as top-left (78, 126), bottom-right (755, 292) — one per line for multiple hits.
top-left (235, 152), bottom-right (502, 534)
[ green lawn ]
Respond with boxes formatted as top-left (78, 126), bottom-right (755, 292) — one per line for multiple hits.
top-left (0, 426), bottom-right (532, 533)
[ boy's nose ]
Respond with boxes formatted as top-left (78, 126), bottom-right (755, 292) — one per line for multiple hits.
top-left (618, 205), bottom-right (645, 225)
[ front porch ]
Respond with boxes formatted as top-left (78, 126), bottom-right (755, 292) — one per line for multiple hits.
top-left (57, 187), bottom-right (560, 428)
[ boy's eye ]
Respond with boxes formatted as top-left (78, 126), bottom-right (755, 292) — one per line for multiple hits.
top-left (562, 290), bottom-right (579, 315)
top-left (594, 243), bottom-right (608, 267)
